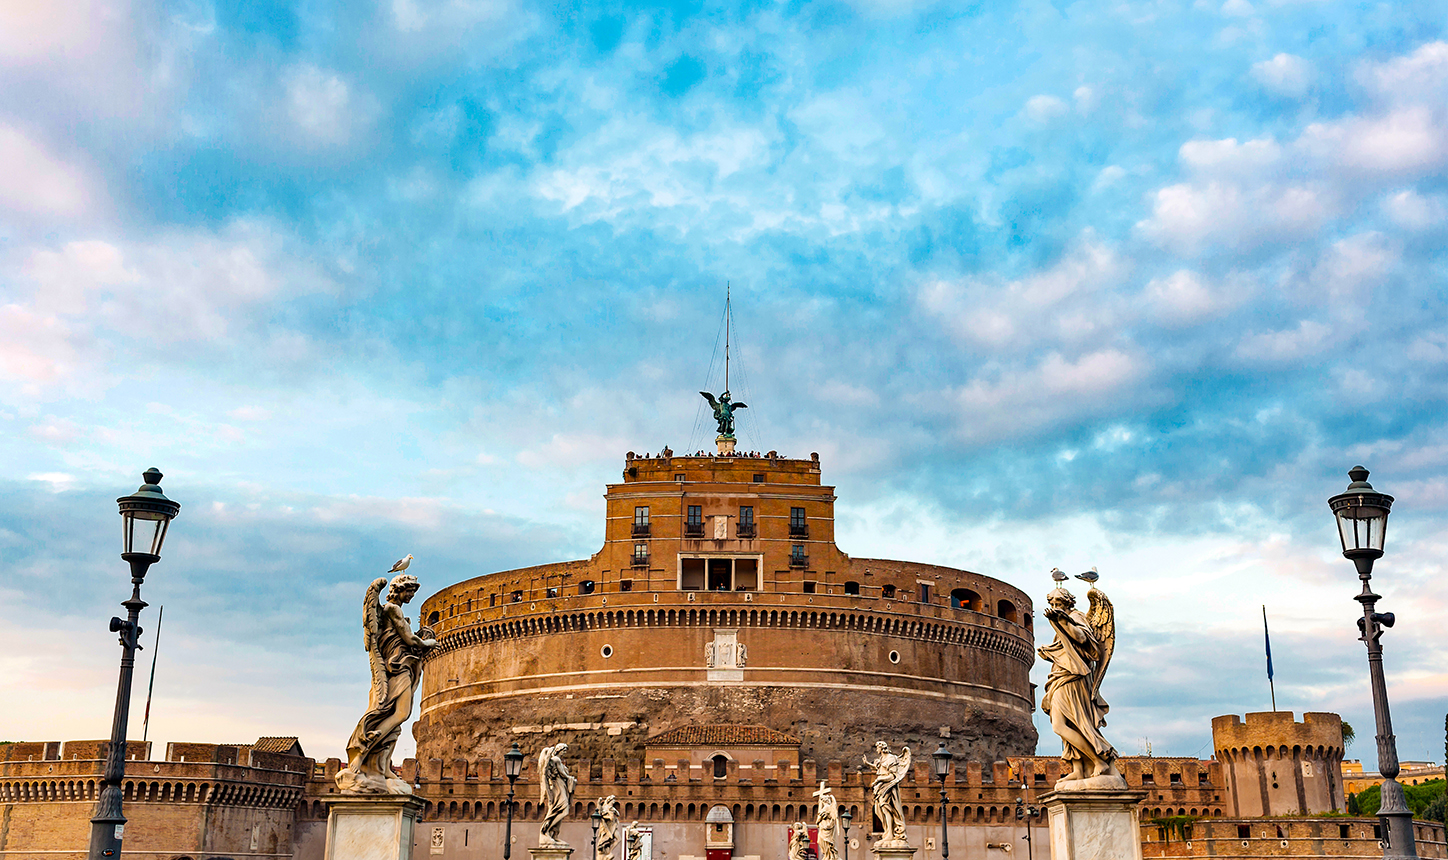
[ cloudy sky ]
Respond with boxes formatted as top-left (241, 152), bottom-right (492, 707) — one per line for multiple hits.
top-left (2, 0), bottom-right (1446, 768)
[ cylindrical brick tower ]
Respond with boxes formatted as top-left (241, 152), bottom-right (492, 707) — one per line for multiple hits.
top-left (1212, 711), bottom-right (1346, 816)
top-left (415, 450), bottom-right (1037, 764)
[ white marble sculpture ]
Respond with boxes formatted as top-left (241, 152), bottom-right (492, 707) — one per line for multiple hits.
top-left (865, 742), bottom-right (911, 848)
top-left (814, 782), bottom-right (839, 860)
top-left (595, 796), bottom-right (620, 860)
top-left (538, 743), bottom-right (577, 846)
top-left (336, 573), bottom-right (437, 794)
top-left (788, 822), bottom-right (810, 860)
top-left (1039, 579), bottom-right (1125, 790)
top-left (624, 821), bottom-right (643, 860)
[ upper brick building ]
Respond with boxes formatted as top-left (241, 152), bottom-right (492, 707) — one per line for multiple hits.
top-left (414, 448), bottom-right (1037, 765)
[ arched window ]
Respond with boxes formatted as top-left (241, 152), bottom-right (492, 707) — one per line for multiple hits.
top-left (844, 581), bottom-right (860, 595)
top-left (427, 611), bottom-right (440, 625)
top-left (882, 584), bottom-right (896, 599)
top-left (713, 755), bottom-right (729, 778)
top-left (997, 600), bottom-right (1017, 623)
top-left (951, 588), bottom-right (980, 611)
top-left (579, 580), bottom-right (596, 595)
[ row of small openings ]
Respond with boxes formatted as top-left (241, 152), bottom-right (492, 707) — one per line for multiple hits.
top-left (1140, 772), bottom-right (1195, 786)
top-left (627, 468), bottom-right (767, 482)
top-left (1236, 823), bottom-right (1378, 841)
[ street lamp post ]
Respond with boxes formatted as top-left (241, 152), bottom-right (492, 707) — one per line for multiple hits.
top-left (1329, 466), bottom-right (1417, 860)
top-left (591, 808), bottom-right (602, 860)
top-left (931, 744), bottom-right (952, 860)
top-left (1015, 798), bottom-right (1039, 860)
top-left (504, 742), bottom-right (524, 860)
top-left (841, 808), bottom-right (852, 860)
top-left (89, 469), bottom-right (180, 860)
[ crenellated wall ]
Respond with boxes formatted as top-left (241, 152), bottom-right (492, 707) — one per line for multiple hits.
top-left (1211, 711), bottom-right (1345, 817)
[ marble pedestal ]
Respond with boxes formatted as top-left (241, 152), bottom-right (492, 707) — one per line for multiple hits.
top-left (322, 794), bottom-right (426, 860)
top-left (872, 843), bottom-right (917, 860)
top-left (1039, 790), bottom-right (1147, 860)
top-left (531, 844), bottom-right (575, 860)
top-left (716, 435), bottom-right (737, 454)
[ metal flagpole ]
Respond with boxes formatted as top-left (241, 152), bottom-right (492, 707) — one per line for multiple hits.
top-left (724, 281), bottom-right (730, 393)
top-left (1263, 605), bottom-right (1276, 712)
top-left (142, 605), bottom-right (163, 743)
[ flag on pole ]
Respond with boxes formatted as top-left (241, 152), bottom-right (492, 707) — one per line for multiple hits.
top-left (1263, 605), bottom-right (1273, 680)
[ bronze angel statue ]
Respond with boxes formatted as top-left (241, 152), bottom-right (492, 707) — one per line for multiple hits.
top-left (865, 741), bottom-right (912, 847)
top-left (1038, 572), bottom-right (1124, 789)
top-left (335, 572), bottom-right (438, 794)
top-left (700, 390), bottom-right (746, 437)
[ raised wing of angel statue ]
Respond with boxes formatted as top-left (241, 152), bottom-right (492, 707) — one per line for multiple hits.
top-left (700, 390), bottom-right (747, 437)
top-left (864, 741), bottom-right (912, 848)
top-left (336, 572), bottom-right (438, 794)
top-left (1038, 577), bottom-right (1124, 790)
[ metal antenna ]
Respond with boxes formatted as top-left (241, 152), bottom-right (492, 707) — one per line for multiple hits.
top-left (725, 281), bottom-right (730, 393)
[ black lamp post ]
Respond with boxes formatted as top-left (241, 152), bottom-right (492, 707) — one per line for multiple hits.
top-left (931, 743), bottom-right (952, 860)
top-left (89, 469), bottom-right (180, 860)
top-left (1329, 466), bottom-right (1417, 860)
top-left (503, 742), bottom-right (524, 860)
top-left (1015, 798), bottom-right (1039, 860)
top-left (591, 808), bottom-right (602, 860)
top-left (840, 808), bottom-right (852, 860)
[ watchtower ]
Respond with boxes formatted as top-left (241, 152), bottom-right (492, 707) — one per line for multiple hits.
top-left (1212, 711), bottom-right (1345, 816)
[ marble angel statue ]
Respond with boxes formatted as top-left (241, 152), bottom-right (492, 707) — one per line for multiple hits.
top-left (788, 822), bottom-right (811, 860)
top-left (336, 572), bottom-right (437, 794)
top-left (865, 742), bottom-right (911, 847)
top-left (814, 782), bottom-right (839, 860)
top-left (539, 743), bottom-right (577, 846)
top-left (624, 821), bottom-right (643, 860)
top-left (1038, 577), bottom-right (1124, 789)
top-left (595, 796), bottom-right (620, 860)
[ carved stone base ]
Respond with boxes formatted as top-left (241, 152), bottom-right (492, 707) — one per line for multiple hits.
top-left (1039, 789), bottom-right (1147, 860)
top-left (322, 794), bottom-right (426, 860)
top-left (717, 435), bottom-right (737, 454)
top-left (871, 842), bottom-right (917, 860)
top-left (531, 844), bottom-right (575, 860)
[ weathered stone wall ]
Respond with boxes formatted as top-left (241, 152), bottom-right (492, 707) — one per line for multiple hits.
top-left (1212, 712), bottom-right (1345, 817)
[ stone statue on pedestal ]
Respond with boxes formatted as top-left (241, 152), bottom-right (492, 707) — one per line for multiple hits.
top-left (864, 742), bottom-right (912, 848)
top-left (538, 744), bottom-right (577, 846)
top-left (595, 796), bottom-right (620, 860)
top-left (1038, 579), bottom-right (1125, 791)
top-left (336, 572), bottom-right (437, 794)
top-left (814, 782), bottom-right (840, 860)
top-left (788, 822), bottom-right (810, 860)
top-left (623, 821), bottom-right (643, 860)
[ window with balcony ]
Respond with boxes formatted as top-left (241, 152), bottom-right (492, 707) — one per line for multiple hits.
top-left (789, 545), bottom-right (807, 568)
top-left (789, 507), bottom-right (808, 538)
top-left (633, 506), bottom-right (650, 537)
top-left (685, 505), bottom-right (704, 537)
top-left (737, 505), bottom-right (755, 538)
top-left (632, 543), bottom-right (649, 566)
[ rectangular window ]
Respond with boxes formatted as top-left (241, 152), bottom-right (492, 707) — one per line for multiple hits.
top-left (634, 506), bottom-right (650, 525)
top-left (620, 579), bottom-right (633, 592)
top-left (752, 473), bottom-right (764, 483)
top-left (1169, 773), bottom-right (1183, 786)
top-left (737, 506), bottom-right (755, 538)
top-left (633, 543), bottom-right (649, 566)
top-left (790, 545), bottom-right (807, 567)
top-left (882, 584), bottom-right (896, 599)
top-left (674, 473), bottom-right (685, 481)
top-left (802, 581), bottom-right (816, 594)
top-left (919, 583), bottom-right (931, 603)
top-left (546, 587), bottom-right (558, 598)
top-left (687, 505), bottom-right (703, 524)
top-left (789, 507), bottom-right (807, 537)
top-left (1141, 773), bottom-right (1155, 785)
top-left (1237, 824), bottom-right (1251, 840)
top-left (489, 593), bottom-right (497, 607)
top-left (511, 590), bottom-right (523, 603)
top-left (1339, 824), bottom-right (1351, 840)
top-left (681, 558), bottom-right (705, 590)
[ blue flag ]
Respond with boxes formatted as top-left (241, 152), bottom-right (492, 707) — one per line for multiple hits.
top-left (1263, 605), bottom-right (1274, 681)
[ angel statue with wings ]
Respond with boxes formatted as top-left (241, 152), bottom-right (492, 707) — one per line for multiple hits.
top-left (1038, 577), bottom-right (1125, 790)
top-left (539, 743), bottom-right (577, 846)
top-left (336, 572), bottom-right (438, 794)
top-left (700, 390), bottom-right (747, 437)
top-left (595, 796), bottom-right (620, 860)
top-left (864, 742), bottom-right (912, 848)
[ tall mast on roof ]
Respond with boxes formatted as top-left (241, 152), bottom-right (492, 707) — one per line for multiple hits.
top-left (725, 281), bottom-right (730, 394)
top-left (700, 283), bottom-right (747, 455)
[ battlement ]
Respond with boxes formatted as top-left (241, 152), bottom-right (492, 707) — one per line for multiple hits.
top-left (1212, 711), bottom-right (1344, 755)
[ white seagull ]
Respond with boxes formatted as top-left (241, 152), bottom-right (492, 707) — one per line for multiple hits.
top-left (389, 554), bottom-right (413, 573)
top-left (1050, 567), bottom-right (1068, 582)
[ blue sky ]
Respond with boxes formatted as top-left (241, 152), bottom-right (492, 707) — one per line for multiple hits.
top-left (2, 0), bottom-right (1446, 767)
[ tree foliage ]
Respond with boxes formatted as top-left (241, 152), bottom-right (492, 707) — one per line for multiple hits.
top-left (1355, 779), bottom-right (1445, 820)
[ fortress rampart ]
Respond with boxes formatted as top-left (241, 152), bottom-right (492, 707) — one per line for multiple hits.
top-left (1211, 711), bottom-right (1346, 817)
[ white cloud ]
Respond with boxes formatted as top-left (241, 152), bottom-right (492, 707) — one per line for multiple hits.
top-left (1144, 269), bottom-right (1246, 326)
top-left (1251, 53), bottom-right (1314, 98)
top-left (1139, 180), bottom-right (1334, 254)
top-left (1024, 94), bottom-right (1068, 124)
top-left (1300, 106), bottom-right (1448, 175)
top-left (944, 349), bottom-right (1147, 443)
top-left (1382, 189), bottom-right (1446, 230)
top-left (0, 126), bottom-right (96, 217)
top-left (1235, 319), bottom-right (1332, 362)
top-left (283, 64), bottom-right (376, 147)
top-left (1356, 41), bottom-right (1448, 104)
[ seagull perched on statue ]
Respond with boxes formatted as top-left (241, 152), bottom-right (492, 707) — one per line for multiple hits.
top-left (1051, 567), bottom-right (1068, 582)
top-left (389, 554), bottom-right (413, 573)
top-left (1075, 566), bottom-right (1099, 583)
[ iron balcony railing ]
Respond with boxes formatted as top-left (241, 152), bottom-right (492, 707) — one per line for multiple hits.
top-left (631, 523), bottom-right (651, 538)
top-left (736, 522), bottom-right (756, 538)
top-left (684, 522), bottom-right (705, 538)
